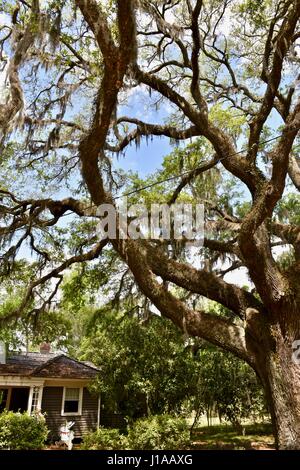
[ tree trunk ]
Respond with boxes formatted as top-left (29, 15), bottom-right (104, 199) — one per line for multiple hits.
top-left (258, 329), bottom-right (300, 450)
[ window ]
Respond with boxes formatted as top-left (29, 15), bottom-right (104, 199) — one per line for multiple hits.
top-left (62, 387), bottom-right (83, 416)
top-left (30, 386), bottom-right (40, 414)
top-left (0, 389), bottom-right (8, 412)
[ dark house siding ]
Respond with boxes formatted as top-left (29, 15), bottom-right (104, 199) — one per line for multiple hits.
top-left (41, 387), bottom-right (98, 440)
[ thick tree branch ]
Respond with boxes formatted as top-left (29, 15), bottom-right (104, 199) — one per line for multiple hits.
top-left (247, 0), bottom-right (300, 161)
top-left (238, 101), bottom-right (300, 305)
top-left (106, 119), bottom-right (199, 153)
top-left (76, 0), bottom-right (137, 205)
top-left (113, 238), bottom-right (255, 365)
top-left (190, 0), bottom-right (207, 111)
top-left (143, 243), bottom-right (263, 319)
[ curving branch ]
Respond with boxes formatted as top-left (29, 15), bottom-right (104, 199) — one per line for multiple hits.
top-left (107, 118), bottom-right (199, 153)
top-left (189, 0), bottom-right (207, 112)
top-left (0, 239), bottom-right (108, 326)
top-left (238, 100), bottom-right (300, 305)
top-left (142, 242), bottom-right (263, 319)
top-left (76, 0), bottom-right (137, 205)
top-left (113, 237), bottom-right (256, 366)
top-left (168, 154), bottom-right (219, 204)
top-left (247, 0), bottom-right (300, 162)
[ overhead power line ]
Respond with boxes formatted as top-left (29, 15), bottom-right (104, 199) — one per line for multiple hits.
top-left (115, 132), bottom-right (297, 200)
top-left (55, 128), bottom-right (299, 218)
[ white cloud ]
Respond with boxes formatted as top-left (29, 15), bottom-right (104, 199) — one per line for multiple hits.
top-left (0, 12), bottom-right (10, 27)
top-left (0, 61), bottom-right (9, 105)
top-left (0, 12), bottom-right (11, 103)
top-left (224, 244), bottom-right (291, 288)
top-left (224, 267), bottom-right (251, 288)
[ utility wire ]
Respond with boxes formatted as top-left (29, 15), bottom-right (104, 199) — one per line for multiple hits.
top-left (15, 129), bottom-right (293, 223)
top-left (114, 132), bottom-right (297, 199)
top-left (58, 129), bottom-right (298, 217)
top-left (1, 129), bottom-right (297, 253)
top-left (1, 128), bottom-right (298, 232)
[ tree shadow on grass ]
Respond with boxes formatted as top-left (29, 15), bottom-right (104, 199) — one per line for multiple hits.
top-left (191, 423), bottom-right (275, 450)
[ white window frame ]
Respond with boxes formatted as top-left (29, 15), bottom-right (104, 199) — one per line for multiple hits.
top-left (61, 387), bottom-right (83, 416)
top-left (28, 386), bottom-right (43, 415)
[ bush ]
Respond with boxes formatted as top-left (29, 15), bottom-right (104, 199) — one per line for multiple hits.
top-left (0, 411), bottom-right (48, 450)
top-left (127, 415), bottom-right (190, 450)
top-left (81, 427), bottom-right (128, 450)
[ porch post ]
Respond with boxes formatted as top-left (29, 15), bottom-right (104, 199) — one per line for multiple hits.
top-left (6, 387), bottom-right (12, 410)
top-left (27, 387), bottom-right (34, 413)
top-left (97, 394), bottom-right (101, 428)
top-left (37, 386), bottom-right (43, 412)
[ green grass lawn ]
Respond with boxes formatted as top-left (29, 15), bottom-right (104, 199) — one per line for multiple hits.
top-left (191, 423), bottom-right (275, 450)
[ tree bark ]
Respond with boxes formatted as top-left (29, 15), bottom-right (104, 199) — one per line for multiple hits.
top-left (257, 323), bottom-right (300, 449)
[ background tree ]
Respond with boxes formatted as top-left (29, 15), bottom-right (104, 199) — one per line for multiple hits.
top-left (80, 306), bottom-right (266, 428)
top-left (0, 0), bottom-right (299, 449)
top-left (80, 307), bottom-right (200, 419)
top-left (195, 344), bottom-right (266, 431)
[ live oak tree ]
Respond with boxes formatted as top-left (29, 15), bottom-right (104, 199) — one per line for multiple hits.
top-left (80, 307), bottom-right (201, 418)
top-left (0, 0), bottom-right (299, 449)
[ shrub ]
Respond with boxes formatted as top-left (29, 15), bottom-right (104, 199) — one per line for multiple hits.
top-left (81, 427), bottom-right (128, 450)
top-left (127, 415), bottom-right (190, 450)
top-left (0, 411), bottom-right (48, 450)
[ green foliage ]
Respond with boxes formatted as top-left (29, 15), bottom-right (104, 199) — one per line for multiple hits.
top-left (195, 345), bottom-right (266, 426)
top-left (209, 104), bottom-right (246, 140)
top-left (61, 265), bottom-right (109, 312)
top-left (237, 0), bottom-right (269, 28)
top-left (0, 299), bottom-right (72, 353)
top-left (81, 416), bottom-right (190, 450)
top-left (275, 193), bottom-right (300, 226)
top-left (81, 427), bottom-right (128, 450)
top-left (276, 249), bottom-right (295, 271)
top-left (122, 138), bottom-right (222, 208)
top-left (80, 310), bottom-right (199, 418)
top-left (0, 260), bottom-right (72, 351)
top-left (0, 411), bottom-right (48, 450)
top-left (78, 299), bottom-right (266, 425)
top-left (127, 415), bottom-right (190, 450)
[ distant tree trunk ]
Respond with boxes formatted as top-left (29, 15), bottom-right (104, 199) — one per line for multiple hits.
top-left (232, 420), bottom-right (243, 435)
top-left (206, 407), bottom-right (210, 427)
top-left (145, 392), bottom-right (151, 417)
top-left (190, 407), bottom-right (202, 434)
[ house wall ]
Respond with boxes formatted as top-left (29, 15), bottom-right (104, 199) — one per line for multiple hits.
top-left (41, 387), bottom-right (98, 440)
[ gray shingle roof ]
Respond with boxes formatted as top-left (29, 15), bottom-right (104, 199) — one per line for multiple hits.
top-left (0, 352), bottom-right (99, 378)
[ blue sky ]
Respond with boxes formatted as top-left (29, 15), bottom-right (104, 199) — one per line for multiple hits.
top-left (111, 86), bottom-right (176, 178)
top-left (112, 136), bottom-right (172, 178)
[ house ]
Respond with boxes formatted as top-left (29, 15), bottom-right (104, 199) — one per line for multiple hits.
top-left (0, 343), bottom-right (101, 440)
